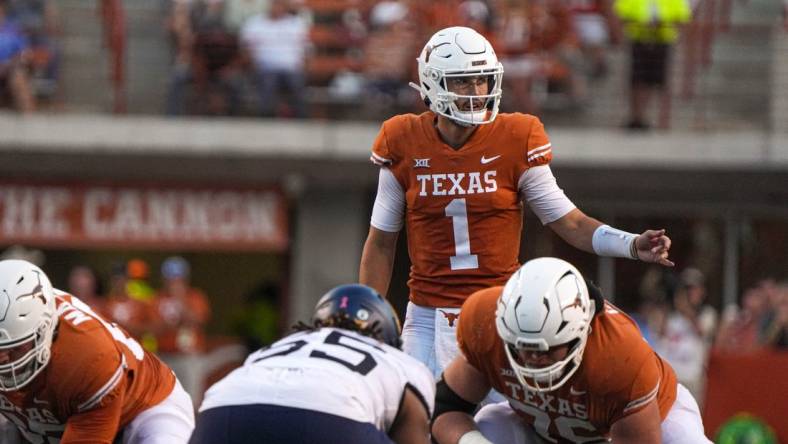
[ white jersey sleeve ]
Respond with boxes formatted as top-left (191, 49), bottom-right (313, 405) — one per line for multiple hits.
top-left (198, 328), bottom-right (434, 433)
top-left (518, 165), bottom-right (576, 224)
top-left (370, 167), bottom-right (405, 232)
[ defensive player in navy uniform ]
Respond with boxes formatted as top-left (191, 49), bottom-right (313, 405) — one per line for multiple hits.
top-left (189, 284), bottom-right (434, 444)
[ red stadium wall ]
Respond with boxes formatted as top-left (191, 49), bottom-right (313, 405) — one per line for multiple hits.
top-left (703, 350), bottom-right (788, 442)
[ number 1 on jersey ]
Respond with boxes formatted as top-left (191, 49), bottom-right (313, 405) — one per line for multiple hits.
top-left (445, 198), bottom-right (479, 270)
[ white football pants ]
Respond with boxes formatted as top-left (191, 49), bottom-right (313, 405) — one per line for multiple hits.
top-left (475, 383), bottom-right (713, 443)
top-left (121, 379), bottom-right (195, 444)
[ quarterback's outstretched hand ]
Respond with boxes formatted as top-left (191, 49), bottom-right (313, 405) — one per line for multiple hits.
top-left (635, 229), bottom-right (674, 267)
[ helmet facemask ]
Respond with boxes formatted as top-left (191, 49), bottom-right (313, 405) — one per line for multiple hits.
top-left (0, 316), bottom-right (56, 391)
top-left (496, 258), bottom-right (595, 393)
top-left (430, 69), bottom-right (503, 127)
top-left (504, 334), bottom-right (589, 393)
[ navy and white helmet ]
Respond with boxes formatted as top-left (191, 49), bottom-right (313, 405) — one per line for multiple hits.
top-left (496, 258), bottom-right (595, 392)
top-left (313, 284), bottom-right (402, 348)
top-left (410, 26), bottom-right (504, 126)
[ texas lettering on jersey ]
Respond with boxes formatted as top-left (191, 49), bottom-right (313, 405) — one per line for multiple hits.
top-left (370, 112), bottom-right (553, 307)
top-left (457, 287), bottom-right (678, 442)
top-left (415, 171), bottom-right (498, 197)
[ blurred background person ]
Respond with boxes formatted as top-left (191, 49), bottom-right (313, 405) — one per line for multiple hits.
top-left (153, 256), bottom-right (211, 355)
top-left (165, 0), bottom-right (243, 116)
top-left (105, 261), bottom-right (158, 352)
top-left (67, 264), bottom-right (105, 316)
top-left (654, 267), bottom-right (717, 401)
top-left (5, 0), bottom-right (60, 100)
top-left (614, 0), bottom-right (691, 130)
top-left (222, 0), bottom-right (268, 33)
top-left (240, 0), bottom-right (310, 118)
top-left (762, 282), bottom-right (788, 349)
top-left (153, 256), bottom-right (212, 403)
top-left (566, 0), bottom-right (621, 78)
top-left (673, 267), bottom-right (718, 344)
top-left (126, 257), bottom-right (156, 302)
top-left (715, 280), bottom-right (773, 353)
top-left (361, 1), bottom-right (416, 118)
top-left (0, 0), bottom-right (35, 113)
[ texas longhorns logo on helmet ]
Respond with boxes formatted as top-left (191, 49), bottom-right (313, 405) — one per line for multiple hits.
top-left (438, 310), bottom-right (460, 327)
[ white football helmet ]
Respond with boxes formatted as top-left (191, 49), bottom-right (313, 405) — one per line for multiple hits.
top-left (410, 26), bottom-right (503, 126)
top-left (0, 260), bottom-right (58, 391)
top-left (496, 258), bottom-right (595, 392)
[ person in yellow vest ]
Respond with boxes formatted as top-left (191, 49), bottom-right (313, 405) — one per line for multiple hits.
top-left (126, 258), bottom-right (156, 302)
top-left (614, 0), bottom-right (691, 130)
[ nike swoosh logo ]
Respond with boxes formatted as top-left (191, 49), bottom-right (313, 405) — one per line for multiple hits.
top-left (570, 386), bottom-right (586, 396)
top-left (33, 397), bottom-right (49, 404)
top-left (481, 154), bottom-right (501, 164)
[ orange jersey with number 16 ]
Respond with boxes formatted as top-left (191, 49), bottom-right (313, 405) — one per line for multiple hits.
top-left (458, 287), bottom-right (678, 442)
top-left (370, 111), bottom-right (552, 308)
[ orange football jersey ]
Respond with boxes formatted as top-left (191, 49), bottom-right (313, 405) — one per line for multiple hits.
top-left (371, 111), bottom-right (552, 307)
top-left (0, 293), bottom-right (176, 443)
top-left (457, 287), bottom-right (677, 442)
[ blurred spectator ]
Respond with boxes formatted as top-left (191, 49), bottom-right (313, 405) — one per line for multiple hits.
top-left (104, 261), bottom-right (157, 351)
top-left (240, 0), bottom-right (310, 118)
top-left (223, 0), bottom-right (268, 32)
top-left (152, 256), bottom-right (211, 355)
top-left (126, 258), bottom-right (156, 301)
top-left (496, 0), bottom-right (585, 113)
top-left (614, 0), bottom-right (691, 130)
top-left (715, 281), bottom-right (772, 353)
top-left (761, 280), bottom-right (788, 349)
top-left (67, 265), bottom-right (105, 316)
top-left (496, 0), bottom-right (542, 112)
top-left (361, 1), bottom-right (417, 117)
top-left (653, 267), bottom-right (716, 400)
top-left (5, 0), bottom-right (60, 98)
top-left (565, 0), bottom-right (621, 78)
top-left (152, 256), bottom-right (211, 403)
top-left (166, 0), bottom-right (243, 115)
top-left (674, 267), bottom-right (718, 343)
top-left (0, 1), bottom-right (34, 113)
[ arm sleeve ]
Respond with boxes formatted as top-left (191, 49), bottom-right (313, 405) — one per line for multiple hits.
top-left (370, 167), bottom-right (405, 232)
top-left (518, 165), bottom-right (576, 224)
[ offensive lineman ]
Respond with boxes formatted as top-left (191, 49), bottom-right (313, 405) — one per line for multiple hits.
top-left (432, 257), bottom-right (712, 443)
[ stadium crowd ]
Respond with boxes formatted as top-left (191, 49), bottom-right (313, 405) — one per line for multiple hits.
top-left (0, 0), bottom-right (702, 130)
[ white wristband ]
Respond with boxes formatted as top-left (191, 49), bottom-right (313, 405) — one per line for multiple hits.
top-left (458, 430), bottom-right (494, 444)
top-left (592, 225), bottom-right (638, 259)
